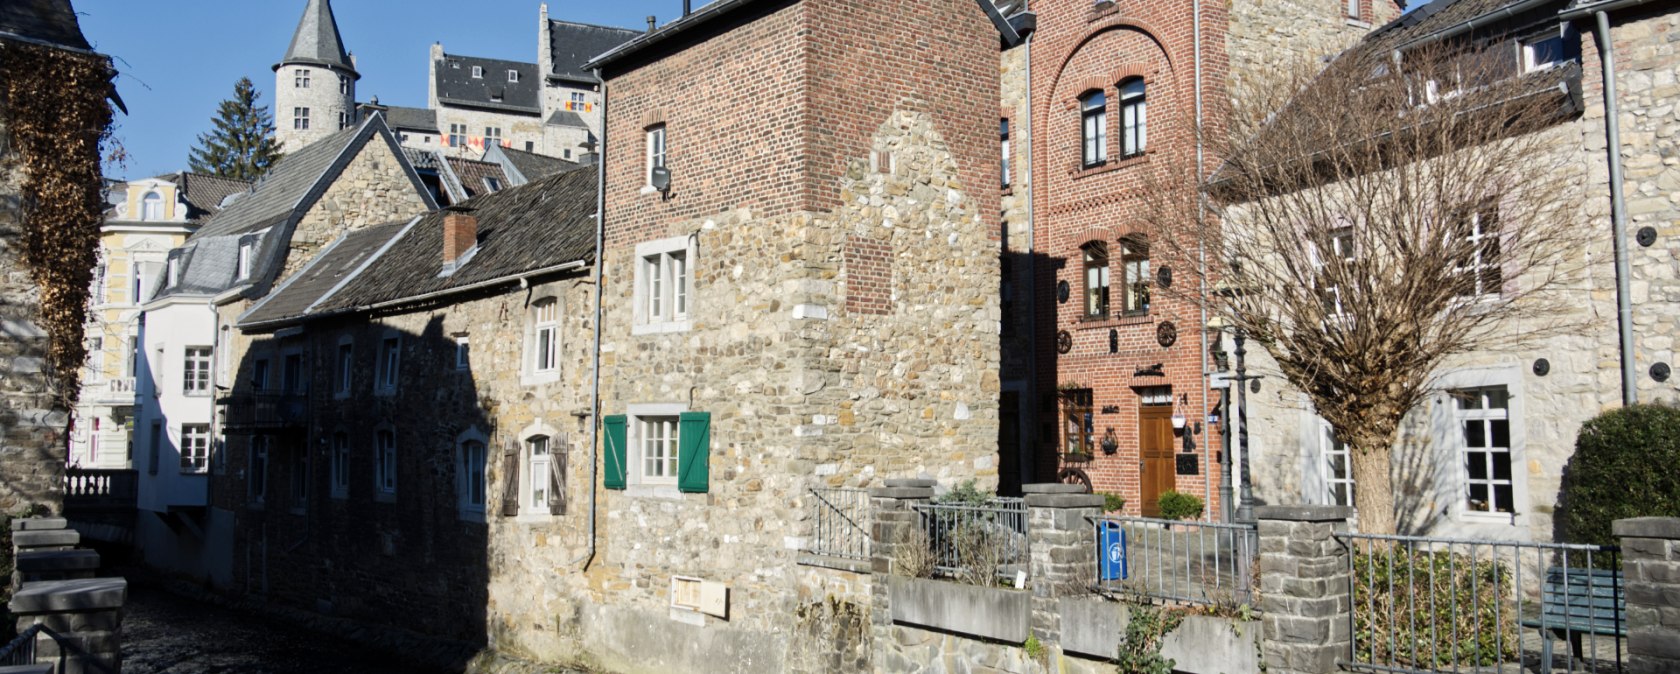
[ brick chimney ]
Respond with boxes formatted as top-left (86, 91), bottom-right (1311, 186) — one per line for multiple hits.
top-left (443, 206), bottom-right (478, 265)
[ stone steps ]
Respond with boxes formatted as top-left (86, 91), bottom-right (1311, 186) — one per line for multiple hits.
top-left (6, 517), bottom-right (127, 673)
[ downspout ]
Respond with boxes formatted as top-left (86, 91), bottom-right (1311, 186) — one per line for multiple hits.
top-left (571, 68), bottom-right (608, 570)
top-left (1193, 0), bottom-right (1213, 519)
top-left (1022, 13), bottom-right (1037, 488)
top-left (1592, 10), bottom-right (1637, 406)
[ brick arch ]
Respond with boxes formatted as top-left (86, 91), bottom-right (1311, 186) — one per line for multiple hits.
top-left (1045, 18), bottom-right (1177, 110)
top-left (1065, 226), bottom-right (1122, 254)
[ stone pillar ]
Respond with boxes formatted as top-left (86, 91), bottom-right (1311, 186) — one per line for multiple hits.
top-left (1616, 517), bottom-right (1680, 674)
top-left (9, 577), bottom-right (127, 674)
top-left (867, 479), bottom-right (934, 631)
top-left (1024, 483), bottom-right (1102, 645)
top-left (1257, 505), bottom-right (1353, 674)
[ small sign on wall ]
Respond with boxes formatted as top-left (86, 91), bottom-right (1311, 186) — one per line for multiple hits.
top-left (1176, 453), bottom-right (1199, 476)
top-left (671, 576), bottom-right (729, 619)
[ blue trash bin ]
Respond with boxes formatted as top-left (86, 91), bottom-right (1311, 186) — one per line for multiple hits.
top-left (1099, 522), bottom-right (1127, 581)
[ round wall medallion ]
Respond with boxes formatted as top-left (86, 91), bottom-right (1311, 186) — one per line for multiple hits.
top-left (1250, 379), bottom-right (1262, 394)
top-left (1156, 321), bottom-right (1178, 348)
top-left (1057, 280), bottom-right (1070, 304)
top-left (1157, 266), bottom-right (1173, 289)
top-left (1637, 226), bottom-right (1658, 248)
top-left (1653, 362), bottom-right (1672, 383)
top-left (1533, 358), bottom-right (1551, 377)
top-left (1108, 328), bottom-right (1119, 354)
top-left (1057, 330), bottom-right (1073, 354)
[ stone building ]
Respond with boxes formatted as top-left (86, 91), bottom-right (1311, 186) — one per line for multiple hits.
top-left (0, 0), bottom-right (116, 516)
top-left (273, 0), bottom-right (360, 153)
top-left (219, 165), bottom-right (597, 653)
top-left (1234, 0), bottom-right (1680, 542)
top-left (1013, 0), bottom-right (1398, 518)
top-left (134, 114), bottom-right (435, 583)
top-left (70, 171), bottom-right (249, 469)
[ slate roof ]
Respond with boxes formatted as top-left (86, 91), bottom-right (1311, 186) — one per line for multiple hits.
top-left (178, 173), bottom-right (255, 219)
top-left (441, 157), bottom-right (510, 202)
top-left (545, 110), bottom-right (587, 128)
top-left (1366, 0), bottom-right (1559, 47)
top-left (402, 147), bottom-right (440, 171)
top-left (490, 145), bottom-right (578, 184)
top-left (435, 53), bottom-right (541, 114)
top-left (277, 0), bottom-right (358, 76)
top-left (0, 0), bottom-right (91, 51)
top-left (383, 105), bottom-right (438, 133)
top-left (547, 20), bottom-right (641, 83)
top-left (238, 221), bottom-right (410, 327)
top-left (191, 123), bottom-right (365, 239)
top-left (239, 165), bottom-right (598, 329)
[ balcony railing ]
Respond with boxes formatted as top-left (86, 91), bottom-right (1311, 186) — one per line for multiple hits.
top-left (88, 377), bottom-right (137, 405)
top-left (63, 467), bottom-right (137, 515)
top-left (219, 391), bottom-right (308, 432)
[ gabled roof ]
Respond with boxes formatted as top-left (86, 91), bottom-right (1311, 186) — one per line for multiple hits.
top-left (383, 105), bottom-right (438, 133)
top-left (439, 156), bottom-right (511, 204)
top-left (545, 110), bottom-right (588, 128)
top-left (0, 0), bottom-right (91, 51)
top-left (547, 20), bottom-right (641, 84)
top-left (178, 173), bottom-right (255, 219)
top-left (435, 53), bottom-right (541, 114)
top-left (1366, 0), bottom-right (1561, 48)
top-left (276, 0), bottom-right (358, 77)
top-left (239, 166), bottom-right (598, 329)
top-left (192, 122), bottom-right (364, 239)
top-left (485, 144), bottom-right (578, 185)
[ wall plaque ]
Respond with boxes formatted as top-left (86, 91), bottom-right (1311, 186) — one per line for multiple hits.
top-left (1176, 454), bottom-right (1199, 476)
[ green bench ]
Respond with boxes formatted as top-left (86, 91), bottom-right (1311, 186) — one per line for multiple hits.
top-left (1519, 567), bottom-right (1624, 667)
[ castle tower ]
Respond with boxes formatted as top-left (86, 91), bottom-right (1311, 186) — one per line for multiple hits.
top-left (273, 0), bottom-right (359, 153)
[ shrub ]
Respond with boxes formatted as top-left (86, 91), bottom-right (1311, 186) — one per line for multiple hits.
top-left (1100, 492), bottom-right (1127, 513)
top-left (1114, 603), bottom-right (1184, 674)
top-left (1561, 404), bottom-right (1680, 550)
top-left (891, 523), bottom-right (935, 579)
top-left (936, 479), bottom-right (993, 506)
top-left (1157, 491), bottom-right (1204, 520)
top-left (1351, 548), bottom-right (1516, 668)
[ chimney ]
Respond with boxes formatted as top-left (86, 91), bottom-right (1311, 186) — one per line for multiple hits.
top-left (647, 15), bottom-right (657, 32)
top-left (683, 0), bottom-right (692, 16)
top-left (443, 206), bottom-right (478, 266)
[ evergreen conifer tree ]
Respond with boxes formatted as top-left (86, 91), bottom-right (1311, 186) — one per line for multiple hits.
top-left (188, 78), bottom-right (281, 181)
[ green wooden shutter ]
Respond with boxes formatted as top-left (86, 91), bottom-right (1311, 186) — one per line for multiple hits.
top-left (677, 411), bottom-right (711, 494)
top-left (603, 415), bottom-right (627, 490)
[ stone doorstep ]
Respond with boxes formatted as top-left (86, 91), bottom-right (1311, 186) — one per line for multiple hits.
top-left (9, 518), bottom-right (66, 532)
top-left (11, 529), bottom-right (79, 549)
top-left (15, 549), bottom-right (100, 573)
top-left (8, 578), bottom-right (127, 614)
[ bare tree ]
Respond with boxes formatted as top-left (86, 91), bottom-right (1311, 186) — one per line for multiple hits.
top-left (1145, 40), bottom-right (1588, 534)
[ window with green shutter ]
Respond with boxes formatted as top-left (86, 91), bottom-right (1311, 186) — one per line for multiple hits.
top-left (677, 412), bottom-right (711, 493)
top-left (603, 415), bottom-right (627, 490)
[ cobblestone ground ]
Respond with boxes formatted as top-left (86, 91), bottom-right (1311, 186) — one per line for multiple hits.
top-left (121, 584), bottom-right (461, 674)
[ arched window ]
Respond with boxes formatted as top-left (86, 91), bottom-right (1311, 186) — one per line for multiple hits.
top-left (1080, 90), bottom-right (1107, 168)
top-left (1121, 235), bottom-right (1150, 314)
top-left (1082, 241), bottom-right (1110, 319)
top-left (1119, 78), bottom-right (1147, 158)
top-left (141, 191), bottom-right (163, 221)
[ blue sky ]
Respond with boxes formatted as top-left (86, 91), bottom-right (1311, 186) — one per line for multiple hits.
top-left (81, 0), bottom-right (1433, 180)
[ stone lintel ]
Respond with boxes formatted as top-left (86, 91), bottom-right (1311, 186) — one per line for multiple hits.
top-left (1256, 505), bottom-right (1353, 523)
top-left (1615, 518), bottom-right (1680, 541)
top-left (1021, 483), bottom-right (1088, 495)
top-left (1025, 493), bottom-right (1105, 509)
top-left (9, 518), bottom-right (66, 532)
top-left (870, 486), bottom-right (934, 500)
top-left (8, 578), bottom-right (127, 614)
top-left (883, 478), bottom-right (935, 488)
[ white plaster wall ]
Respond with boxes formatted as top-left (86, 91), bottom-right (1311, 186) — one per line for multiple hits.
top-left (135, 298), bottom-right (217, 512)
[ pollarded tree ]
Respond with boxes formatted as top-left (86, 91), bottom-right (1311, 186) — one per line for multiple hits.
top-left (1146, 40), bottom-right (1588, 534)
top-left (188, 78), bottom-right (281, 181)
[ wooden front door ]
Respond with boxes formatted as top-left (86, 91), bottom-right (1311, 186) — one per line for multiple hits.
top-left (1139, 405), bottom-right (1176, 517)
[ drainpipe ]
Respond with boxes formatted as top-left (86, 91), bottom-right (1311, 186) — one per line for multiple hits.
top-left (1593, 9), bottom-right (1637, 406)
top-left (571, 68), bottom-right (608, 570)
top-left (1022, 15), bottom-right (1037, 489)
top-left (1192, 0), bottom-right (1213, 521)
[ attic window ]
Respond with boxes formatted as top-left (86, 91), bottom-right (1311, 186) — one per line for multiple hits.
top-left (472, 65), bottom-right (484, 79)
top-left (236, 240), bottom-right (254, 281)
top-left (1523, 34), bottom-right (1566, 72)
top-left (508, 70), bottom-right (520, 83)
top-left (484, 177), bottom-right (503, 193)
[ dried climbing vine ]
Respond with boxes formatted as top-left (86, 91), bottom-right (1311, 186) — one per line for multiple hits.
top-left (0, 41), bottom-right (117, 407)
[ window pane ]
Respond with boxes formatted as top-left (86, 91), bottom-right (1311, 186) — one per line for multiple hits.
top-left (1469, 483), bottom-right (1490, 510)
top-left (1490, 419), bottom-right (1509, 448)
top-left (1494, 484), bottom-right (1514, 513)
top-left (671, 252), bottom-right (687, 316)
top-left (1492, 453), bottom-right (1512, 480)
top-left (1467, 452), bottom-right (1488, 480)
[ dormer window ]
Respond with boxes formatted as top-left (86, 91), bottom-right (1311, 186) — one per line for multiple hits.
top-left (507, 70), bottom-right (520, 83)
top-left (1522, 34), bottom-right (1566, 73)
top-left (472, 65), bottom-right (484, 79)
top-left (484, 177), bottom-right (502, 193)
top-left (236, 240), bottom-right (254, 281)
top-left (141, 191), bottom-right (164, 221)
top-left (166, 254), bottom-right (181, 288)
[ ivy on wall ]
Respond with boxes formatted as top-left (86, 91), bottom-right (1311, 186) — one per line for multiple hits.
top-left (0, 41), bottom-right (117, 407)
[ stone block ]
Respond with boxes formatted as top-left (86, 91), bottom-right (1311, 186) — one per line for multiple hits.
top-left (1628, 627), bottom-right (1680, 659)
top-left (15, 549), bottom-right (100, 573)
top-left (1024, 493), bottom-right (1103, 510)
top-left (8, 578), bottom-right (127, 614)
top-left (884, 479), bottom-right (935, 488)
top-left (32, 630), bottom-right (120, 659)
top-left (887, 575), bottom-right (1029, 643)
top-left (9, 517), bottom-right (65, 531)
top-left (0, 665), bottom-right (54, 674)
top-left (19, 607), bottom-right (121, 633)
top-left (1617, 518), bottom-right (1680, 542)
top-left (1256, 505), bottom-right (1353, 523)
top-left (870, 487), bottom-right (934, 500)
top-left (1021, 483), bottom-right (1087, 494)
top-left (11, 529), bottom-right (77, 550)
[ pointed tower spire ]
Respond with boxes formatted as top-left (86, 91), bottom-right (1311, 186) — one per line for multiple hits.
top-left (273, 0), bottom-right (358, 79)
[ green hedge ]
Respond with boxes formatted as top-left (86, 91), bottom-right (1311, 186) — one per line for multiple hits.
top-left (1561, 404), bottom-right (1680, 549)
top-left (1352, 548), bottom-right (1516, 668)
top-left (1157, 491), bottom-right (1203, 521)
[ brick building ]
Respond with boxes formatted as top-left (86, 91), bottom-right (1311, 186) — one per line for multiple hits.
top-left (1013, 0), bottom-right (1398, 517)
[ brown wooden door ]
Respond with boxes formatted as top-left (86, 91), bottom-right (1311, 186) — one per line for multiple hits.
top-left (1139, 405), bottom-right (1176, 517)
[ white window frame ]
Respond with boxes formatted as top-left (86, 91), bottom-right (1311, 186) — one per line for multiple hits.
top-left (374, 427), bottom-right (397, 499)
top-left (525, 434), bottom-right (553, 515)
top-left (1080, 90), bottom-right (1106, 168)
top-left (294, 107), bottom-right (310, 131)
top-left (180, 423), bottom-right (210, 474)
top-left (1346, 0), bottom-right (1361, 20)
top-left (295, 68), bottom-right (310, 88)
top-left (1314, 226), bottom-right (1356, 318)
top-left (1000, 118), bottom-right (1011, 188)
top-left (632, 235), bottom-right (696, 335)
top-left (329, 432), bottom-right (350, 499)
top-left (1119, 79), bottom-right (1147, 159)
top-left (457, 429), bottom-right (488, 521)
top-left (454, 336), bottom-right (470, 371)
top-left (280, 349), bottom-right (305, 395)
top-left (507, 69), bottom-right (520, 83)
top-left (182, 346), bottom-right (213, 396)
top-left (1319, 423), bottom-right (1353, 508)
top-left (627, 403), bottom-right (686, 493)
top-left (448, 124), bottom-right (467, 147)
top-left (376, 333), bottom-right (400, 394)
top-left (528, 297), bottom-right (560, 377)
top-left (471, 65), bottom-right (484, 79)
top-left (485, 127), bottom-right (502, 148)
top-left (339, 75), bottom-right (349, 95)
top-left (1522, 34), bottom-right (1566, 73)
top-left (236, 241), bottom-right (253, 281)
top-left (141, 191), bottom-right (164, 221)
top-left (251, 357), bottom-right (271, 392)
top-left (334, 338), bottom-right (354, 398)
top-left (1449, 206), bottom-right (1501, 298)
top-left (1455, 386), bottom-right (1516, 518)
top-left (644, 125), bottom-right (667, 189)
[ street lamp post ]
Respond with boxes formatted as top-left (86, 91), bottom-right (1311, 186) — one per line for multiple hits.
top-left (1230, 328), bottom-right (1260, 524)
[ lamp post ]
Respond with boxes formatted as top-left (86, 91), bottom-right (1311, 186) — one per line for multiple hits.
top-left (1229, 328), bottom-right (1261, 524)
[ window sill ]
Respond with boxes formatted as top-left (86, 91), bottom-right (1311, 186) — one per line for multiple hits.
top-left (374, 491), bottom-right (397, 504)
top-left (330, 491), bottom-right (348, 501)
top-left (623, 483), bottom-right (684, 500)
top-left (1075, 314), bottom-right (1152, 330)
top-left (513, 511), bottom-right (555, 524)
top-left (458, 509), bottom-right (487, 524)
top-left (521, 370), bottom-right (562, 387)
top-left (1071, 152), bottom-right (1150, 179)
top-left (374, 388), bottom-right (397, 397)
top-left (632, 319), bottom-right (693, 336)
top-left (1344, 18), bottom-right (1371, 29)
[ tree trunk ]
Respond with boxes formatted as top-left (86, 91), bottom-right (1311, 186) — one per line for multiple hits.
top-left (1350, 439), bottom-right (1397, 535)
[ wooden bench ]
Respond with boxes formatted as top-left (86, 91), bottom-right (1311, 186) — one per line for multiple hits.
top-left (1519, 567), bottom-right (1625, 666)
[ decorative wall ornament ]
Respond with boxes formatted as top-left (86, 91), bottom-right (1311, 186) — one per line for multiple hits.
top-left (1156, 321), bottom-right (1177, 348)
top-left (1637, 226), bottom-right (1657, 248)
top-left (1156, 265), bottom-right (1172, 289)
top-left (1533, 358), bottom-right (1550, 377)
top-left (1108, 329), bottom-right (1118, 354)
top-left (1057, 280), bottom-right (1070, 304)
top-left (1056, 330), bottom-right (1073, 354)
top-left (1653, 362), bottom-right (1672, 383)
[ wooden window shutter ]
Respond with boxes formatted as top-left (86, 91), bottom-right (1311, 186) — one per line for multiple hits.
top-left (500, 441), bottom-right (520, 516)
top-left (677, 411), bottom-right (711, 494)
top-left (548, 433), bottom-right (568, 515)
top-left (603, 415), bottom-right (627, 490)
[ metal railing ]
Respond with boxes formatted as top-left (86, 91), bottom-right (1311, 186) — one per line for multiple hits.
top-left (807, 488), bottom-right (871, 560)
top-left (914, 498), bottom-right (1028, 582)
top-left (1092, 516), bottom-right (1259, 608)
top-left (0, 625), bottom-right (41, 666)
top-left (1337, 532), bottom-right (1624, 674)
top-left (0, 623), bottom-right (117, 674)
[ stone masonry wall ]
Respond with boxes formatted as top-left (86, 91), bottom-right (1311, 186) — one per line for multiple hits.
top-left (280, 134), bottom-right (432, 280)
top-left (0, 103), bottom-right (66, 515)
